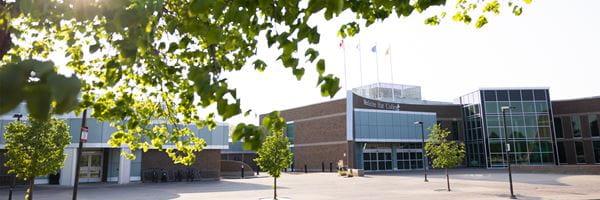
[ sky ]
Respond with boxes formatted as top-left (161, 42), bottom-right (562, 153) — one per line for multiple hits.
top-left (223, 0), bottom-right (600, 125)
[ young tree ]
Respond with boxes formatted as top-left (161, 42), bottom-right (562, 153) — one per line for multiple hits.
top-left (4, 117), bottom-right (71, 200)
top-left (0, 0), bottom-right (533, 164)
top-left (425, 124), bottom-right (465, 192)
top-left (253, 112), bottom-right (292, 200)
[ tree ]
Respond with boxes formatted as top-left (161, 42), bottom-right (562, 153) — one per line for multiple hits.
top-left (425, 124), bottom-right (465, 192)
top-left (253, 111), bottom-right (292, 200)
top-left (4, 117), bottom-right (71, 200)
top-left (0, 0), bottom-right (533, 164)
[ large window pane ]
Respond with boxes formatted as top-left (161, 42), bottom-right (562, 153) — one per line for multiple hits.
top-left (535, 102), bottom-right (549, 113)
top-left (534, 90), bottom-right (547, 101)
top-left (538, 115), bottom-right (550, 126)
top-left (589, 115), bottom-right (599, 137)
top-left (538, 127), bottom-right (551, 138)
top-left (593, 141), bottom-right (600, 163)
top-left (512, 127), bottom-right (526, 139)
top-left (554, 117), bottom-right (563, 138)
top-left (524, 115), bottom-right (538, 127)
top-left (509, 90), bottom-right (522, 101)
top-left (485, 102), bottom-right (499, 114)
top-left (512, 115), bottom-right (525, 127)
top-left (575, 141), bottom-right (585, 163)
top-left (522, 102), bottom-right (536, 113)
top-left (497, 90), bottom-right (509, 101)
top-left (572, 116), bottom-right (582, 138)
top-left (521, 90), bottom-right (534, 101)
top-left (557, 142), bottom-right (567, 164)
top-left (489, 140), bottom-right (503, 153)
top-left (483, 90), bottom-right (496, 101)
top-left (487, 116), bottom-right (500, 127)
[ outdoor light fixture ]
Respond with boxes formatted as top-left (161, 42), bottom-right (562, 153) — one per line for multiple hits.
top-left (501, 106), bottom-right (517, 199)
top-left (414, 121), bottom-right (428, 182)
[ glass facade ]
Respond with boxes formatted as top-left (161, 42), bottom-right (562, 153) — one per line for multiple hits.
top-left (572, 116), bottom-right (582, 138)
top-left (354, 109), bottom-right (436, 141)
top-left (590, 115), bottom-right (599, 137)
top-left (459, 89), bottom-right (556, 168)
top-left (594, 141), bottom-right (600, 163)
top-left (286, 123), bottom-right (295, 144)
top-left (575, 141), bottom-right (585, 163)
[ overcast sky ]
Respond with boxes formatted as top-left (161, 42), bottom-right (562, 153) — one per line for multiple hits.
top-left (222, 0), bottom-right (600, 125)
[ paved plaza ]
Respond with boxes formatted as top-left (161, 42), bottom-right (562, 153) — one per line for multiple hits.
top-left (2, 169), bottom-right (600, 200)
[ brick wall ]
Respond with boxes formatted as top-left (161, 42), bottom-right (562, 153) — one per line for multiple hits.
top-left (141, 149), bottom-right (221, 179)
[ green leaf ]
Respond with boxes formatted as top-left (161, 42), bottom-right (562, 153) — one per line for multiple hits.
top-left (523, 0), bottom-right (532, 4)
top-left (253, 59), bottom-right (267, 72)
top-left (0, 63), bottom-right (27, 114)
top-left (316, 59), bottom-right (325, 75)
top-left (292, 68), bottom-right (305, 80)
top-left (425, 16), bottom-right (440, 26)
top-left (190, 0), bottom-right (214, 15)
top-left (305, 48), bottom-right (319, 63)
top-left (475, 15), bottom-right (488, 28)
top-left (48, 74), bottom-right (82, 114)
top-left (89, 44), bottom-right (100, 53)
top-left (25, 84), bottom-right (52, 120)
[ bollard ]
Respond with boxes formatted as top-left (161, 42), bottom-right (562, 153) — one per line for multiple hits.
top-left (322, 162), bottom-right (325, 172)
top-left (330, 163), bottom-right (333, 172)
top-left (304, 165), bottom-right (307, 173)
top-left (241, 164), bottom-right (244, 178)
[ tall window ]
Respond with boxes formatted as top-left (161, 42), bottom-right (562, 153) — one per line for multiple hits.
top-left (590, 115), bottom-right (599, 137)
top-left (451, 121), bottom-right (459, 141)
top-left (593, 141), bottom-right (600, 163)
top-left (556, 142), bottom-right (567, 164)
top-left (575, 141), bottom-right (586, 163)
top-left (286, 123), bottom-right (295, 144)
top-left (572, 116), bottom-right (582, 138)
top-left (554, 117), bottom-right (563, 138)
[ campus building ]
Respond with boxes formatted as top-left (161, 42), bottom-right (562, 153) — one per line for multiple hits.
top-left (265, 83), bottom-right (600, 172)
top-left (0, 104), bottom-right (229, 186)
top-left (271, 83), bottom-right (464, 172)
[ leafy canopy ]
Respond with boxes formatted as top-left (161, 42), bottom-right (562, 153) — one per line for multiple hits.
top-left (0, 0), bottom-right (531, 164)
top-left (425, 124), bottom-right (465, 169)
top-left (254, 111), bottom-right (292, 179)
top-left (4, 117), bottom-right (71, 180)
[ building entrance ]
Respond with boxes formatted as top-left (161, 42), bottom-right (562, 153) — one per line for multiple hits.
top-left (79, 151), bottom-right (103, 183)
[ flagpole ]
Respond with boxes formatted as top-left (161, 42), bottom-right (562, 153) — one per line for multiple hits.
top-left (358, 39), bottom-right (363, 87)
top-left (388, 44), bottom-right (395, 102)
top-left (342, 41), bottom-right (348, 92)
top-left (374, 43), bottom-right (380, 99)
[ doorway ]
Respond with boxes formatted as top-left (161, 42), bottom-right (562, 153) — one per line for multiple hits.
top-left (79, 151), bottom-right (103, 183)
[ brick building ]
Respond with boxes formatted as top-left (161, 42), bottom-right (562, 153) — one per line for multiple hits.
top-left (261, 83), bottom-right (600, 172)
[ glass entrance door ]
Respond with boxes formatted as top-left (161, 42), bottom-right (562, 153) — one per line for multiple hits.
top-left (363, 149), bottom-right (392, 171)
top-left (396, 149), bottom-right (423, 170)
top-left (79, 151), bottom-right (103, 183)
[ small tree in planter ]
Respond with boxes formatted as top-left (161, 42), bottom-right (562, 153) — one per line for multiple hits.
top-left (4, 117), bottom-right (71, 200)
top-left (253, 112), bottom-right (292, 200)
top-left (425, 124), bottom-right (465, 192)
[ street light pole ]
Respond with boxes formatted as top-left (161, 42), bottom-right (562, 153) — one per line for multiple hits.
top-left (8, 114), bottom-right (23, 200)
top-left (72, 109), bottom-right (88, 200)
top-left (414, 121), bottom-right (428, 182)
top-left (501, 106), bottom-right (517, 199)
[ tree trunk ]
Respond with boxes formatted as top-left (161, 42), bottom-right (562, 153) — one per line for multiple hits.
top-left (26, 177), bottom-right (34, 200)
top-left (446, 168), bottom-right (450, 192)
top-left (273, 177), bottom-right (277, 200)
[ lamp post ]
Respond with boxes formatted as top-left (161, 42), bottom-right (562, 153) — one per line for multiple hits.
top-left (414, 121), bottom-right (428, 182)
top-left (501, 106), bottom-right (517, 199)
top-left (8, 114), bottom-right (23, 200)
top-left (72, 109), bottom-right (88, 200)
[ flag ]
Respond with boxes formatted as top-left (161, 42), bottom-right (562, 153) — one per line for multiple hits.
top-left (371, 45), bottom-right (377, 53)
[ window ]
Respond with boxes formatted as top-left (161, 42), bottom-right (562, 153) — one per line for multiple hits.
top-left (496, 90), bottom-right (509, 101)
top-left (521, 90), bottom-right (534, 101)
top-left (572, 116), bottom-right (582, 138)
top-left (594, 141), bottom-right (600, 163)
top-left (483, 91), bottom-right (496, 101)
top-left (557, 142), bottom-right (567, 164)
top-left (451, 121), bottom-right (459, 141)
top-left (286, 123), bottom-right (295, 144)
top-left (554, 117), bottom-right (563, 138)
top-left (590, 115), bottom-right (599, 137)
top-left (533, 90), bottom-right (547, 101)
top-left (575, 141), bottom-right (586, 163)
top-left (509, 90), bottom-right (522, 101)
